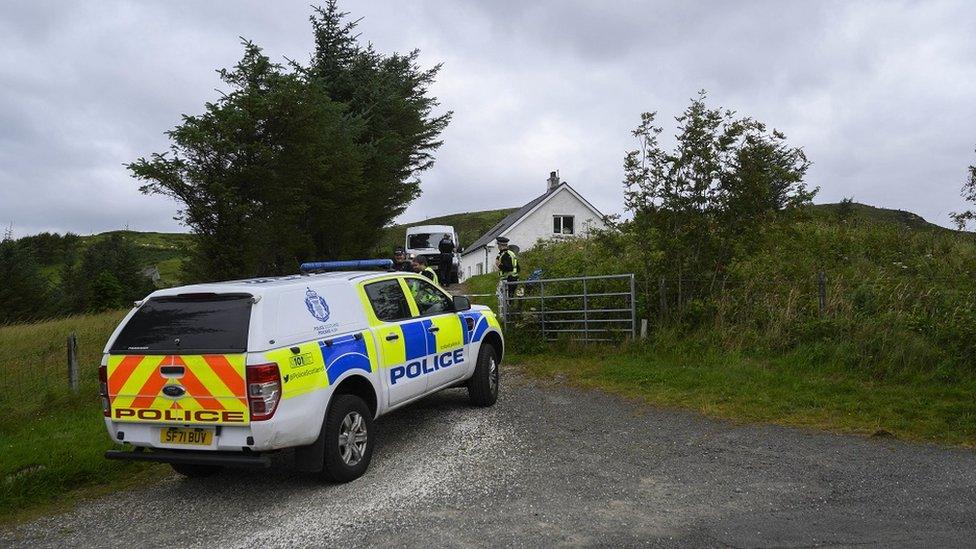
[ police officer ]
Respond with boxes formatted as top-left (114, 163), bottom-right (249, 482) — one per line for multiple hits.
top-left (494, 236), bottom-right (519, 297)
top-left (412, 255), bottom-right (439, 286)
top-left (437, 233), bottom-right (455, 284)
top-left (392, 246), bottom-right (412, 272)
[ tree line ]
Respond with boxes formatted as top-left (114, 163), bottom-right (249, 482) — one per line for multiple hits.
top-left (0, 233), bottom-right (155, 324)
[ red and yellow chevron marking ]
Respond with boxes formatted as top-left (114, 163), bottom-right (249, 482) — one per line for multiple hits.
top-left (107, 354), bottom-right (249, 425)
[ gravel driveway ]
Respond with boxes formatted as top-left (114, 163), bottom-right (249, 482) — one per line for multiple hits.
top-left (4, 366), bottom-right (976, 548)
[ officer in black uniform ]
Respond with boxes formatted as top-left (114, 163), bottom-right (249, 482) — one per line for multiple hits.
top-left (437, 233), bottom-right (455, 285)
top-left (495, 236), bottom-right (519, 298)
top-left (392, 246), bottom-right (412, 272)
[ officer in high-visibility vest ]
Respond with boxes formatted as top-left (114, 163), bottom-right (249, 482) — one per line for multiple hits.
top-left (494, 236), bottom-right (519, 297)
top-left (412, 255), bottom-right (439, 286)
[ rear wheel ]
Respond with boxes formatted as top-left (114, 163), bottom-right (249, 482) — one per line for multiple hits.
top-left (467, 342), bottom-right (499, 407)
top-left (170, 463), bottom-right (222, 478)
top-left (320, 394), bottom-right (374, 483)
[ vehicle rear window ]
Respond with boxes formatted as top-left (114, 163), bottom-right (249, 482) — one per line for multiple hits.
top-left (407, 233), bottom-right (433, 249)
top-left (110, 294), bottom-right (253, 354)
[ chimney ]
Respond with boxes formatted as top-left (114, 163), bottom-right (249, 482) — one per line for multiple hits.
top-left (547, 170), bottom-right (560, 191)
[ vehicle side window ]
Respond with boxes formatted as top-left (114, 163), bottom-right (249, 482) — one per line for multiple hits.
top-left (405, 278), bottom-right (454, 316)
top-left (364, 280), bottom-right (411, 322)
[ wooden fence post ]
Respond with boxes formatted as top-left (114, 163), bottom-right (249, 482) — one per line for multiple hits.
top-left (817, 271), bottom-right (827, 315)
top-left (67, 333), bottom-right (79, 392)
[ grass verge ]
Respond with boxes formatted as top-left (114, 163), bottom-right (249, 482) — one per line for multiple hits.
top-left (0, 310), bottom-right (166, 525)
top-left (513, 336), bottom-right (976, 447)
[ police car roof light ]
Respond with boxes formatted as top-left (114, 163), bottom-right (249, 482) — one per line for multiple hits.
top-left (300, 259), bottom-right (394, 272)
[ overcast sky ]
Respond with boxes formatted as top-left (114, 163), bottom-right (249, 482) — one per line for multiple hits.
top-left (1, 0), bottom-right (974, 237)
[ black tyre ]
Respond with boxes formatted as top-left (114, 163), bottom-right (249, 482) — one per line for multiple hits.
top-left (467, 342), bottom-right (499, 407)
top-left (320, 394), bottom-right (374, 483)
top-left (170, 463), bottom-right (222, 478)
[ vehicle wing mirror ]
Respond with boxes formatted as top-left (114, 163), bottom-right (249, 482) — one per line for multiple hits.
top-left (453, 295), bottom-right (471, 311)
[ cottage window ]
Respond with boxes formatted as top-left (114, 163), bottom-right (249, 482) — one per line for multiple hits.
top-left (553, 215), bottom-right (575, 235)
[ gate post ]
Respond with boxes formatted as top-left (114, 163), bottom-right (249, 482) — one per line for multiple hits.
top-left (630, 274), bottom-right (637, 339)
top-left (582, 278), bottom-right (589, 343)
top-left (540, 279), bottom-right (546, 342)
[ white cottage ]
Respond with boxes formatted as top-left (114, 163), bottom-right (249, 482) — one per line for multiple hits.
top-left (460, 172), bottom-right (607, 280)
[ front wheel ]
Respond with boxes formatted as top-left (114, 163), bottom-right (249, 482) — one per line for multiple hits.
top-left (467, 342), bottom-right (500, 407)
top-left (320, 394), bottom-right (374, 483)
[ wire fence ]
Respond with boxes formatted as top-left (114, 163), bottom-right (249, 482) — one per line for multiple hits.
top-left (0, 331), bottom-right (95, 416)
top-left (494, 270), bottom-right (976, 355)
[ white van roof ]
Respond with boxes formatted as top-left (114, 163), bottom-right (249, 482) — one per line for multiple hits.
top-left (406, 224), bottom-right (454, 234)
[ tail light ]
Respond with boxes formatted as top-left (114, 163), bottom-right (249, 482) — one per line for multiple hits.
top-left (98, 363), bottom-right (110, 417)
top-left (246, 363), bottom-right (281, 421)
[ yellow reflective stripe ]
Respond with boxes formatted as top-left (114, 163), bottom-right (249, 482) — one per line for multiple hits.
top-left (361, 330), bottom-right (378, 369)
top-left (114, 355), bottom-right (159, 408)
top-left (399, 278), bottom-right (421, 317)
top-left (431, 315), bottom-right (463, 353)
top-left (376, 324), bottom-right (406, 367)
top-left (180, 355), bottom-right (248, 412)
top-left (486, 311), bottom-right (501, 329)
top-left (267, 341), bottom-right (327, 399)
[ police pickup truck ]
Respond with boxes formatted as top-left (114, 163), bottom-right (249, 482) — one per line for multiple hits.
top-left (101, 260), bottom-right (503, 482)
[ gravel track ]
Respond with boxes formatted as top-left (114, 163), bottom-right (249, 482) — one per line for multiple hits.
top-left (3, 366), bottom-right (975, 548)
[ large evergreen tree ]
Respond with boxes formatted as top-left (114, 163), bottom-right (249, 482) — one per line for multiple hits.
top-left (127, 2), bottom-right (451, 281)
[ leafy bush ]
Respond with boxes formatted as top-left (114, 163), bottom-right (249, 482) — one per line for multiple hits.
top-left (510, 207), bottom-right (976, 377)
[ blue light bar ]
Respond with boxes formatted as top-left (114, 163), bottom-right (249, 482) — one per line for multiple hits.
top-left (300, 259), bottom-right (394, 272)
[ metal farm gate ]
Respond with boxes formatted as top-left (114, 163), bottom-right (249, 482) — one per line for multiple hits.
top-left (499, 274), bottom-right (636, 342)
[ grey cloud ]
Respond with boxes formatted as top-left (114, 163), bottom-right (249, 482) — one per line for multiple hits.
top-left (1, 0), bottom-right (974, 237)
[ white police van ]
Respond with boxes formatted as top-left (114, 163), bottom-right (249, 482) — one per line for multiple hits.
top-left (100, 260), bottom-right (503, 482)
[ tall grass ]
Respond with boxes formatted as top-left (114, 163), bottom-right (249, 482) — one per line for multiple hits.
top-left (0, 310), bottom-right (162, 522)
top-left (515, 212), bottom-right (976, 378)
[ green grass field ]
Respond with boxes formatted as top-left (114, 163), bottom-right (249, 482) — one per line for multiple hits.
top-left (0, 310), bottom-right (164, 524)
top-left (515, 334), bottom-right (976, 447)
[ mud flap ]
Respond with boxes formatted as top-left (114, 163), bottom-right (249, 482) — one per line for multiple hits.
top-left (294, 416), bottom-right (327, 472)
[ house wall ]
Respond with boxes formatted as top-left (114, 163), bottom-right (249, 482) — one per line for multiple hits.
top-left (460, 245), bottom-right (493, 281)
top-left (459, 186), bottom-right (607, 280)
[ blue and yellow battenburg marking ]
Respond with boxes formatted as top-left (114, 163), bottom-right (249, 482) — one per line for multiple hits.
top-left (268, 307), bottom-right (500, 396)
top-left (388, 314), bottom-right (466, 385)
top-left (460, 310), bottom-right (499, 345)
top-left (268, 332), bottom-right (375, 399)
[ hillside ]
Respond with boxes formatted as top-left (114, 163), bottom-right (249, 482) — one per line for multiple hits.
top-left (83, 231), bottom-right (196, 286)
top-left (28, 230), bottom-right (195, 288)
top-left (807, 202), bottom-right (954, 232)
top-left (18, 208), bottom-right (518, 290)
top-left (17, 202), bottom-right (962, 290)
